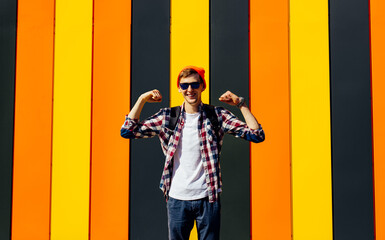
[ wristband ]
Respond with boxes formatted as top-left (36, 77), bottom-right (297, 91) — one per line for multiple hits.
top-left (236, 97), bottom-right (245, 108)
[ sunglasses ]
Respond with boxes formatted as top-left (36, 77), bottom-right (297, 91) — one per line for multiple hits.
top-left (179, 82), bottom-right (201, 90)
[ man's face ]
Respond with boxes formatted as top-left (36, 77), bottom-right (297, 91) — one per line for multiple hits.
top-left (178, 73), bottom-right (205, 106)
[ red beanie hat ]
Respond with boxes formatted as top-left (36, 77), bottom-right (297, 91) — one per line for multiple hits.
top-left (177, 66), bottom-right (206, 90)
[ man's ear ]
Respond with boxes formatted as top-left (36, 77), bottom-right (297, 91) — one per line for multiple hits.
top-left (178, 87), bottom-right (182, 93)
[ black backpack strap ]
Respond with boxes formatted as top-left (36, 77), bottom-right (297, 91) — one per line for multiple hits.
top-left (169, 106), bottom-right (181, 130)
top-left (202, 104), bottom-right (221, 140)
top-left (169, 104), bottom-right (221, 139)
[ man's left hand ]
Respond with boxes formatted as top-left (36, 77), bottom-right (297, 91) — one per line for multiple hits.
top-left (219, 91), bottom-right (241, 106)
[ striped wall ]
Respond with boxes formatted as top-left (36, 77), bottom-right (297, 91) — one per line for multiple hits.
top-left (330, 0), bottom-right (374, 239)
top-left (371, 0), bottom-right (385, 239)
top-left (210, 0), bottom-right (251, 238)
top-left (1, 0), bottom-right (384, 239)
top-left (90, 0), bottom-right (131, 239)
top-left (170, 1), bottom-right (209, 238)
top-left (0, 0), bottom-right (17, 239)
top-left (130, 0), bottom-right (170, 238)
top-left (50, 0), bottom-right (92, 238)
top-left (290, 0), bottom-right (333, 239)
top-left (12, 0), bottom-right (53, 239)
top-left (250, 0), bottom-right (291, 239)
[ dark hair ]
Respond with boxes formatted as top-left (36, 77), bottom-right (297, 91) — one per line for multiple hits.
top-left (178, 68), bottom-right (203, 83)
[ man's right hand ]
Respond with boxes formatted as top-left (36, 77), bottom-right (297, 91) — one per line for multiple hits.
top-left (128, 89), bottom-right (162, 120)
top-left (141, 89), bottom-right (162, 103)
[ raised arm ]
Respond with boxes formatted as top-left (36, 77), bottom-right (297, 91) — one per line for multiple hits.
top-left (218, 91), bottom-right (260, 130)
top-left (121, 89), bottom-right (164, 139)
top-left (128, 89), bottom-right (162, 120)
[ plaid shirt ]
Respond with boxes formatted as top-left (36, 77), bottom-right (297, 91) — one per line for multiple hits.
top-left (121, 102), bottom-right (265, 202)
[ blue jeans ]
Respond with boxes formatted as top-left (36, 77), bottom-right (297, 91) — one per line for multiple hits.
top-left (167, 197), bottom-right (221, 240)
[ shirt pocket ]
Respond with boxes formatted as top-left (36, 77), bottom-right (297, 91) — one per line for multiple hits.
top-left (161, 126), bottom-right (175, 141)
top-left (206, 124), bottom-right (217, 143)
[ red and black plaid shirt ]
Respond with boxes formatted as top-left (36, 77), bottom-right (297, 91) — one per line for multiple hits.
top-left (121, 103), bottom-right (265, 202)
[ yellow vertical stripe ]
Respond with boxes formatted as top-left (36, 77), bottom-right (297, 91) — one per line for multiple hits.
top-left (170, 1), bottom-right (209, 239)
top-left (170, 0), bottom-right (209, 106)
top-left (51, 0), bottom-right (92, 239)
top-left (289, 0), bottom-right (333, 239)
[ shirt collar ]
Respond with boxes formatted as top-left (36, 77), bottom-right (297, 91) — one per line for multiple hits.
top-left (180, 101), bottom-right (204, 114)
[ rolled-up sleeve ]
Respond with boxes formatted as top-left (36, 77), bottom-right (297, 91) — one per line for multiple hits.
top-left (120, 109), bottom-right (165, 139)
top-left (219, 107), bottom-right (265, 143)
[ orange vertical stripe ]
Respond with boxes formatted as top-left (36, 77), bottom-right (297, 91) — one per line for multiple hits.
top-left (12, 0), bottom-right (54, 239)
top-left (90, 0), bottom-right (131, 239)
top-left (371, 0), bottom-right (385, 239)
top-left (250, 0), bottom-right (292, 239)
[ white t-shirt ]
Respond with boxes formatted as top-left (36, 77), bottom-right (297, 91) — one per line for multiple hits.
top-left (169, 112), bottom-right (208, 200)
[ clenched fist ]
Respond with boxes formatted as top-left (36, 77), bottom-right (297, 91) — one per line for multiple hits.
top-left (219, 91), bottom-right (242, 106)
top-left (141, 89), bottom-right (162, 103)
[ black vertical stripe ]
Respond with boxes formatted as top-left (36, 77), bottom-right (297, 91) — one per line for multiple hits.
top-left (210, 0), bottom-right (250, 239)
top-left (329, 0), bottom-right (374, 239)
top-left (0, 0), bottom-right (17, 239)
top-left (130, 0), bottom-right (170, 239)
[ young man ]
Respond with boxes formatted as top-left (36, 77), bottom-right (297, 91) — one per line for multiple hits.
top-left (121, 66), bottom-right (265, 240)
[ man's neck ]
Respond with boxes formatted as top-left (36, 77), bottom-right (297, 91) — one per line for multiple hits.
top-left (184, 101), bottom-right (201, 114)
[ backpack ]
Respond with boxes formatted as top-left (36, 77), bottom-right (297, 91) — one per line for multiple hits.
top-left (168, 104), bottom-right (221, 144)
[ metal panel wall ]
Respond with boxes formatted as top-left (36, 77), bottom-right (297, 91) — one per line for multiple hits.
top-left (12, 0), bottom-right (54, 239)
top-left (329, 0), bottom-right (374, 239)
top-left (130, 0), bottom-right (170, 239)
top-left (170, 0), bottom-right (210, 108)
top-left (90, 0), bottom-right (131, 239)
top-left (290, 0), bottom-right (333, 239)
top-left (51, 0), bottom-right (93, 239)
top-left (370, 0), bottom-right (385, 239)
top-left (210, 0), bottom-right (250, 239)
top-left (0, 0), bottom-right (17, 238)
top-left (250, 0), bottom-right (292, 238)
top-left (169, 0), bottom-right (210, 238)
